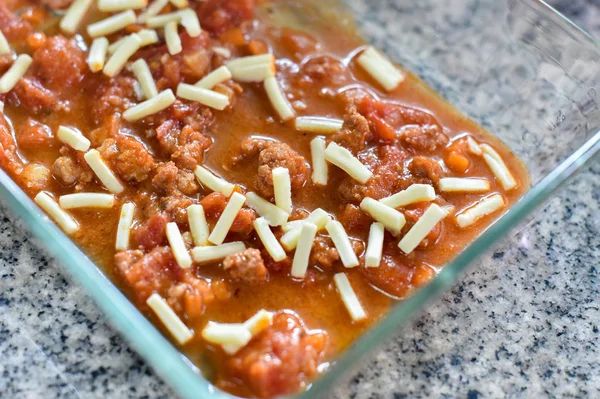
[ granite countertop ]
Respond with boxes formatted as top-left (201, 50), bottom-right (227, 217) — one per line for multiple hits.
top-left (1, 1), bottom-right (599, 398)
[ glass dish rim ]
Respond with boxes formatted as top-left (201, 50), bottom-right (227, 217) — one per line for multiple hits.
top-left (0, 1), bottom-right (598, 399)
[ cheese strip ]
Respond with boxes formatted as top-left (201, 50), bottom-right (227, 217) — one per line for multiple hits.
top-left (481, 145), bottom-right (517, 191)
top-left (230, 63), bottom-right (275, 82)
top-left (115, 202), bottom-right (135, 250)
top-left (84, 149), bottom-right (124, 194)
top-left (165, 21), bottom-right (182, 55)
top-left (360, 197), bottom-right (406, 236)
top-left (213, 47), bottom-right (231, 58)
top-left (34, 192), bottom-right (79, 234)
top-left (208, 192), bottom-right (246, 245)
top-left (438, 178), bottom-right (490, 193)
top-left (194, 165), bottom-right (235, 196)
top-left (226, 54), bottom-right (273, 69)
top-left (166, 222), bottom-right (192, 268)
top-left (245, 192), bottom-right (289, 227)
top-left (295, 117), bottom-right (343, 134)
top-left (103, 34), bottom-right (142, 77)
top-left (324, 142), bottom-right (372, 184)
top-left (176, 83), bottom-right (229, 110)
top-left (264, 76), bottom-right (295, 121)
top-left (138, 0), bottom-right (169, 23)
top-left (123, 89), bottom-right (176, 121)
top-left (191, 241), bottom-right (246, 263)
top-left (334, 273), bottom-right (367, 322)
top-left (466, 136), bottom-right (483, 155)
top-left (98, 0), bottom-right (148, 12)
top-left (146, 11), bottom-right (182, 28)
top-left (147, 293), bottom-right (194, 345)
top-left (0, 30), bottom-right (12, 56)
top-left (87, 37), bottom-right (109, 73)
top-left (365, 222), bottom-right (384, 267)
top-left (326, 220), bottom-right (359, 268)
top-left (310, 137), bottom-right (327, 185)
top-left (398, 204), bottom-right (447, 254)
top-left (60, 0), bottom-right (93, 34)
top-left (254, 217), bottom-right (286, 262)
top-left (107, 36), bottom-right (127, 55)
top-left (0, 101), bottom-right (4, 113)
top-left (195, 66), bottom-right (232, 89)
top-left (87, 10), bottom-right (137, 38)
top-left (281, 220), bottom-right (303, 233)
top-left (131, 59), bottom-right (158, 99)
top-left (280, 208), bottom-right (330, 251)
top-left (110, 30), bottom-right (158, 55)
top-left (179, 8), bottom-right (202, 37)
top-left (290, 222), bottom-right (318, 278)
top-left (380, 184), bottom-right (436, 208)
top-left (356, 46), bottom-right (404, 92)
top-left (57, 126), bottom-right (90, 151)
top-left (221, 310), bottom-right (273, 354)
top-left (456, 194), bottom-right (505, 228)
top-left (169, 0), bottom-right (188, 7)
top-left (0, 54), bottom-right (32, 94)
top-left (272, 167), bottom-right (292, 214)
top-left (187, 204), bottom-right (209, 246)
top-left (202, 322), bottom-right (252, 347)
top-left (59, 193), bottom-right (115, 209)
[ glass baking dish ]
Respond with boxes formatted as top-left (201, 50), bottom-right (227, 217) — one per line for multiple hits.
top-left (1, 0), bottom-right (599, 398)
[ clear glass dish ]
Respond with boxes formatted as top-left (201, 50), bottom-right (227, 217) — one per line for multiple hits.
top-left (1, 0), bottom-right (599, 398)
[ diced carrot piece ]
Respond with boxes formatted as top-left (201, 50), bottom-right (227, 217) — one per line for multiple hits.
top-left (184, 291), bottom-right (204, 319)
top-left (247, 39), bottom-right (268, 55)
top-left (446, 151), bottom-right (470, 174)
top-left (219, 28), bottom-right (246, 46)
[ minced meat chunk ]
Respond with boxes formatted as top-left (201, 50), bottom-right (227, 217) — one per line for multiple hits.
top-left (98, 135), bottom-right (155, 183)
top-left (135, 214), bottom-right (169, 250)
top-left (257, 142), bottom-right (309, 198)
top-left (153, 161), bottom-right (199, 196)
top-left (200, 192), bottom-right (256, 235)
top-left (32, 35), bottom-right (87, 89)
top-left (196, 0), bottom-right (255, 35)
top-left (222, 248), bottom-right (269, 283)
top-left (233, 137), bottom-right (273, 163)
top-left (0, 5), bottom-right (32, 42)
top-left (92, 76), bottom-right (137, 124)
top-left (399, 124), bottom-right (449, 153)
top-left (301, 56), bottom-right (348, 86)
top-left (156, 121), bottom-right (212, 170)
top-left (166, 270), bottom-right (212, 319)
top-left (331, 106), bottom-right (372, 154)
top-left (0, 114), bottom-right (23, 174)
top-left (408, 156), bottom-right (444, 184)
top-left (310, 236), bottom-right (339, 269)
top-left (9, 79), bottom-right (61, 114)
top-left (21, 164), bottom-right (51, 193)
top-left (51, 147), bottom-right (93, 189)
top-left (17, 118), bottom-right (54, 150)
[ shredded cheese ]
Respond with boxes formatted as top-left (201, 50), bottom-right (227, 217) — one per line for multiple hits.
top-left (310, 137), bottom-right (328, 185)
top-left (169, 0), bottom-right (188, 7)
top-left (365, 222), bottom-right (384, 267)
top-left (179, 8), bottom-right (202, 37)
top-left (398, 204), bottom-right (448, 254)
top-left (191, 241), bottom-right (246, 263)
top-left (103, 34), bottom-right (142, 77)
top-left (146, 11), bottom-right (182, 28)
top-left (264, 76), bottom-right (295, 121)
top-left (280, 208), bottom-right (330, 251)
top-left (466, 136), bottom-right (483, 155)
top-left (324, 142), bottom-right (372, 184)
top-left (290, 222), bottom-right (318, 278)
top-left (0, 101), bottom-right (4, 113)
top-left (281, 220), bottom-right (303, 233)
top-left (138, 29), bottom-right (160, 47)
top-left (138, 0), bottom-right (169, 23)
top-left (147, 293), bottom-right (194, 345)
top-left (456, 194), bottom-right (505, 228)
top-left (245, 192), bottom-right (289, 227)
top-left (115, 202), bottom-right (135, 250)
top-left (295, 117), bottom-right (343, 134)
top-left (208, 192), bottom-right (246, 245)
top-left (272, 167), bottom-right (292, 214)
top-left (57, 126), bottom-right (90, 152)
top-left (226, 54), bottom-right (273, 69)
top-left (131, 59), bottom-right (158, 99)
top-left (87, 10), bottom-right (137, 38)
top-left (326, 220), bottom-right (359, 268)
top-left (98, 0), bottom-right (148, 12)
top-left (166, 222), bottom-right (192, 269)
top-left (333, 273), bottom-right (367, 322)
top-left (360, 197), bottom-right (406, 236)
top-left (202, 322), bottom-right (252, 348)
top-left (438, 177), bottom-right (490, 193)
top-left (380, 184), bottom-right (436, 208)
top-left (0, 30), bottom-right (11, 56)
top-left (213, 47), bottom-right (231, 58)
top-left (195, 66), bottom-right (232, 89)
top-left (194, 165), bottom-right (235, 196)
top-left (226, 55), bottom-right (275, 82)
top-left (84, 149), bottom-right (124, 194)
top-left (123, 89), bottom-right (176, 121)
top-left (176, 83), bottom-right (229, 110)
top-left (59, 193), bottom-right (115, 209)
top-left (254, 217), bottom-right (287, 262)
top-left (34, 192), bottom-right (79, 234)
top-left (87, 37), bottom-right (109, 73)
top-left (356, 46), bottom-right (404, 92)
top-left (60, 0), bottom-right (93, 34)
top-left (0, 54), bottom-right (32, 94)
top-left (481, 144), bottom-right (517, 191)
top-left (165, 21), bottom-right (183, 55)
top-left (221, 310), bottom-right (273, 354)
top-left (187, 204), bottom-right (209, 246)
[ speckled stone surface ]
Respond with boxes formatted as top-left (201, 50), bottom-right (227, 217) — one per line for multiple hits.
top-left (1, 1), bottom-right (599, 398)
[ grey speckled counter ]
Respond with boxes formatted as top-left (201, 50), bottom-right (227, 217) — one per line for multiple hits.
top-left (1, 1), bottom-right (599, 398)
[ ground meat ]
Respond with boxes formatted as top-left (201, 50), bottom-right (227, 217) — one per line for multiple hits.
top-left (408, 156), bottom-right (444, 184)
top-left (89, 114), bottom-right (120, 147)
top-left (91, 76), bottom-right (137, 124)
top-left (310, 236), bottom-right (339, 269)
top-left (166, 270), bottom-right (212, 319)
top-left (280, 28), bottom-right (319, 59)
top-left (153, 162), bottom-right (199, 196)
top-left (197, 0), bottom-right (255, 35)
top-left (360, 243), bottom-right (416, 298)
top-left (41, 0), bottom-right (74, 8)
top-left (331, 106), bottom-right (372, 154)
top-left (51, 147), bottom-right (93, 188)
top-left (256, 142), bottom-right (309, 198)
top-left (156, 121), bottom-right (212, 170)
top-left (0, 114), bottom-right (23, 174)
top-left (98, 136), bottom-right (155, 183)
top-left (222, 248), bottom-right (269, 283)
top-left (161, 194), bottom-right (194, 224)
top-left (0, 5), bottom-right (32, 42)
top-left (8, 78), bottom-right (61, 114)
top-left (135, 214), bottom-right (169, 250)
top-left (233, 137), bottom-right (273, 163)
top-left (226, 312), bottom-right (328, 398)
top-left (17, 118), bottom-right (53, 150)
top-left (399, 125), bottom-right (449, 153)
top-left (21, 163), bottom-right (50, 192)
top-left (301, 56), bottom-right (348, 86)
top-left (338, 204), bottom-right (371, 234)
top-left (200, 192), bottom-right (256, 235)
top-left (32, 35), bottom-right (87, 89)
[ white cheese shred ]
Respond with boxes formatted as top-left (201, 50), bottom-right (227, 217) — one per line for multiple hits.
top-left (264, 76), bottom-right (295, 121)
top-left (272, 167), bottom-right (292, 214)
top-left (34, 192), bottom-right (79, 234)
top-left (226, 54), bottom-right (274, 70)
top-left (146, 11), bottom-right (182, 28)
top-left (356, 46), bottom-right (404, 92)
top-left (295, 117), bottom-right (343, 134)
top-left (187, 204), bottom-right (210, 246)
top-left (221, 310), bottom-right (273, 354)
top-left (380, 184), bottom-right (436, 208)
top-left (57, 126), bottom-right (90, 152)
top-left (245, 192), bottom-right (289, 227)
top-left (281, 220), bottom-right (303, 233)
top-left (138, 0), bottom-right (169, 23)
top-left (194, 165), bottom-right (235, 196)
top-left (138, 29), bottom-right (160, 47)
top-left (169, 0), bottom-right (188, 8)
top-left (438, 177), bottom-right (490, 193)
top-left (326, 220), bottom-right (359, 268)
top-left (208, 192), bottom-right (246, 245)
top-left (191, 241), bottom-right (246, 263)
top-left (147, 293), bottom-right (194, 345)
top-left (202, 322), bottom-right (252, 348)
top-left (166, 222), bottom-right (192, 269)
top-left (466, 136), bottom-right (483, 155)
top-left (310, 137), bottom-right (328, 186)
top-left (103, 34), bottom-right (142, 78)
top-left (115, 202), bottom-right (136, 251)
top-left (131, 59), bottom-right (158, 100)
top-left (229, 63), bottom-right (275, 82)
top-left (365, 222), bottom-right (384, 267)
top-left (84, 149), bottom-right (124, 194)
top-left (280, 208), bottom-right (330, 251)
top-left (165, 21), bottom-right (183, 55)
top-left (333, 273), bottom-right (367, 322)
top-left (290, 222), bottom-right (318, 278)
top-left (87, 37), bottom-right (109, 73)
top-left (254, 217), bottom-right (287, 262)
top-left (398, 204), bottom-right (448, 254)
top-left (98, 0), bottom-right (148, 12)
top-left (123, 89), bottom-right (176, 121)
top-left (195, 66), bottom-right (232, 89)
top-left (213, 47), bottom-right (231, 58)
top-left (59, 193), bottom-right (115, 209)
top-left (0, 30), bottom-right (12, 56)
top-left (0, 54), bottom-right (32, 94)
top-left (179, 8), bottom-right (202, 37)
top-left (481, 144), bottom-right (517, 191)
top-left (60, 0), bottom-right (93, 34)
top-left (176, 83), bottom-right (229, 110)
top-left (324, 142), bottom-right (372, 184)
top-left (360, 197), bottom-right (406, 236)
top-left (87, 10), bottom-right (137, 38)
top-left (0, 101), bottom-right (4, 113)
top-left (456, 194), bottom-right (505, 228)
